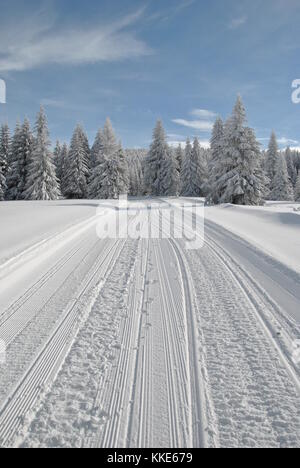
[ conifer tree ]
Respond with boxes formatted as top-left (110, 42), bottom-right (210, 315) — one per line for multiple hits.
top-left (25, 107), bottom-right (61, 200)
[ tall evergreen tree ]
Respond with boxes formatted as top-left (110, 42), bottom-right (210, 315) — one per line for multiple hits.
top-left (6, 122), bottom-right (22, 200)
top-left (25, 107), bottom-right (61, 200)
top-left (285, 147), bottom-right (297, 187)
top-left (209, 117), bottom-right (224, 203)
top-left (17, 118), bottom-right (33, 198)
top-left (0, 124), bottom-right (10, 177)
top-left (270, 153), bottom-right (294, 201)
top-left (64, 125), bottom-right (90, 199)
top-left (265, 131), bottom-right (279, 194)
top-left (89, 119), bottom-right (129, 199)
top-left (0, 164), bottom-right (6, 201)
top-left (295, 172), bottom-right (300, 201)
top-left (215, 96), bottom-right (266, 205)
top-left (180, 138), bottom-right (193, 196)
top-left (175, 144), bottom-right (184, 174)
top-left (58, 143), bottom-right (68, 196)
top-left (91, 129), bottom-right (103, 167)
top-left (161, 147), bottom-right (180, 196)
top-left (144, 120), bottom-right (168, 196)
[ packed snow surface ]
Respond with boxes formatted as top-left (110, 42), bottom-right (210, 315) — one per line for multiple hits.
top-left (0, 199), bottom-right (299, 448)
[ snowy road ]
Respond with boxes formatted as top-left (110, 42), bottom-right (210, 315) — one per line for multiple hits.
top-left (0, 199), bottom-right (299, 448)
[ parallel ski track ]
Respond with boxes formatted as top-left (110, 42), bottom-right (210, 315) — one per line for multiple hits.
top-left (0, 236), bottom-right (90, 347)
top-left (0, 238), bottom-right (126, 447)
top-left (168, 199), bottom-right (300, 391)
top-left (95, 238), bottom-right (148, 448)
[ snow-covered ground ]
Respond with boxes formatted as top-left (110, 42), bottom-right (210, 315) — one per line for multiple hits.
top-left (0, 199), bottom-right (299, 448)
top-left (205, 201), bottom-right (300, 275)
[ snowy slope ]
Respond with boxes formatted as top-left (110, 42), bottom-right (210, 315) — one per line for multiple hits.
top-left (0, 200), bottom-right (97, 265)
top-left (205, 202), bottom-right (300, 275)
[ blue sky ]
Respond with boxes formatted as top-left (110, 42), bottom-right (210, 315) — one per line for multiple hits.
top-left (0, 0), bottom-right (300, 149)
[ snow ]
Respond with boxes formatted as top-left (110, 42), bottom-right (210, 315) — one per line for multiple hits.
top-left (0, 200), bottom-right (96, 265)
top-left (0, 199), bottom-right (299, 448)
top-left (205, 201), bottom-right (300, 276)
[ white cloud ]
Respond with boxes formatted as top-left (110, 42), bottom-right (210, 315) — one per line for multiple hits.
top-left (228, 16), bottom-right (247, 30)
top-left (190, 109), bottom-right (216, 119)
top-left (0, 8), bottom-right (151, 72)
top-left (172, 119), bottom-right (214, 131)
top-left (277, 137), bottom-right (299, 146)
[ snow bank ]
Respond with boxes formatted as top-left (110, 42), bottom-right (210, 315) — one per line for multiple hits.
top-left (205, 201), bottom-right (300, 275)
top-left (0, 200), bottom-right (98, 265)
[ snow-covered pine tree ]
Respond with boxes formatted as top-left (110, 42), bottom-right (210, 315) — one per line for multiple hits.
top-left (295, 172), bottom-right (300, 201)
top-left (175, 144), bottom-right (184, 174)
top-left (6, 122), bottom-right (22, 200)
top-left (285, 147), bottom-right (297, 187)
top-left (161, 146), bottom-right (180, 196)
top-left (180, 138), bottom-right (206, 197)
top-left (0, 163), bottom-right (6, 201)
top-left (24, 107), bottom-right (61, 200)
top-left (91, 129), bottom-right (103, 168)
top-left (77, 125), bottom-right (91, 169)
top-left (193, 137), bottom-right (208, 196)
top-left (17, 119), bottom-right (34, 198)
top-left (58, 143), bottom-right (68, 196)
top-left (215, 96), bottom-right (266, 205)
top-left (209, 117), bottom-right (225, 203)
top-left (180, 138), bottom-right (193, 196)
top-left (265, 131), bottom-right (279, 194)
top-left (64, 125), bottom-right (90, 199)
top-left (89, 119), bottom-right (129, 199)
top-left (53, 141), bottom-right (62, 174)
top-left (0, 123), bottom-right (10, 178)
top-left (270, 152), bottom-right (294, 201)
top-left (144, 120), bottom-right (168, 196)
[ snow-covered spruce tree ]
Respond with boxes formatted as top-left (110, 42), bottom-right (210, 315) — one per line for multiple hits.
top-left (180, 138), bottom-right (206, 197)
top-left (6, 122), bottom-right (22, 200)
top-left (0, 123), bottom-right (10, 178)
top-left (285, 147), bottom-right (297, 187)
top-left (295, 172), bottom-right (300, 201)
top-left (180, 138), bottom-right (193, 196)
top-left (58, 143), bottom-right (68, 196)
top-left (161, 146), bottom-right (180, 196)
top-left (64, 125), bottom-right (90, 199)
top-left (175, 144), bottom-right (184, 174)
top-left (24, 107), bottom-right (61, 200)
top-left (53, 140), bottom-right (62, 175)
top-left (270, 152), bottom-right (294, 201)
top-left (89, 119), bottom-right (129, 199)
top-left (265, 131), bottom-right (279, 194)
top-left (17, 119), bottom-right (33, 198)
top-left (0, 164), bottom-right (6, 201)
top-left (209, 117), bottom-right (225, 203)
top-left (215, 96), bottom-right (267, 205)
top-left (77, 125), bottom-right (91, 169)
top-left (91, 128), bottom-right (103, 168)
top-left (144, 120), bottom-right (169, 196)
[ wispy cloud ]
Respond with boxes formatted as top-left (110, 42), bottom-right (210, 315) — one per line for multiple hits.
top-left (190, 109), bottom-right (217, 119)
top-left (277, 137), bottom-right (299, 146)
top-left (172, 119), bottom-right (214, 131)
top-left (0, 8), bottom-right (151, 72)
top-left (228, 16), bottom-right (247, 30)
top-left (148, 0), bottom-right (195, 23)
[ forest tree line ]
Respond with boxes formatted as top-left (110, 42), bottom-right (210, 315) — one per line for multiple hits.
top-left (0, 96), bottom-right (300, 204)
